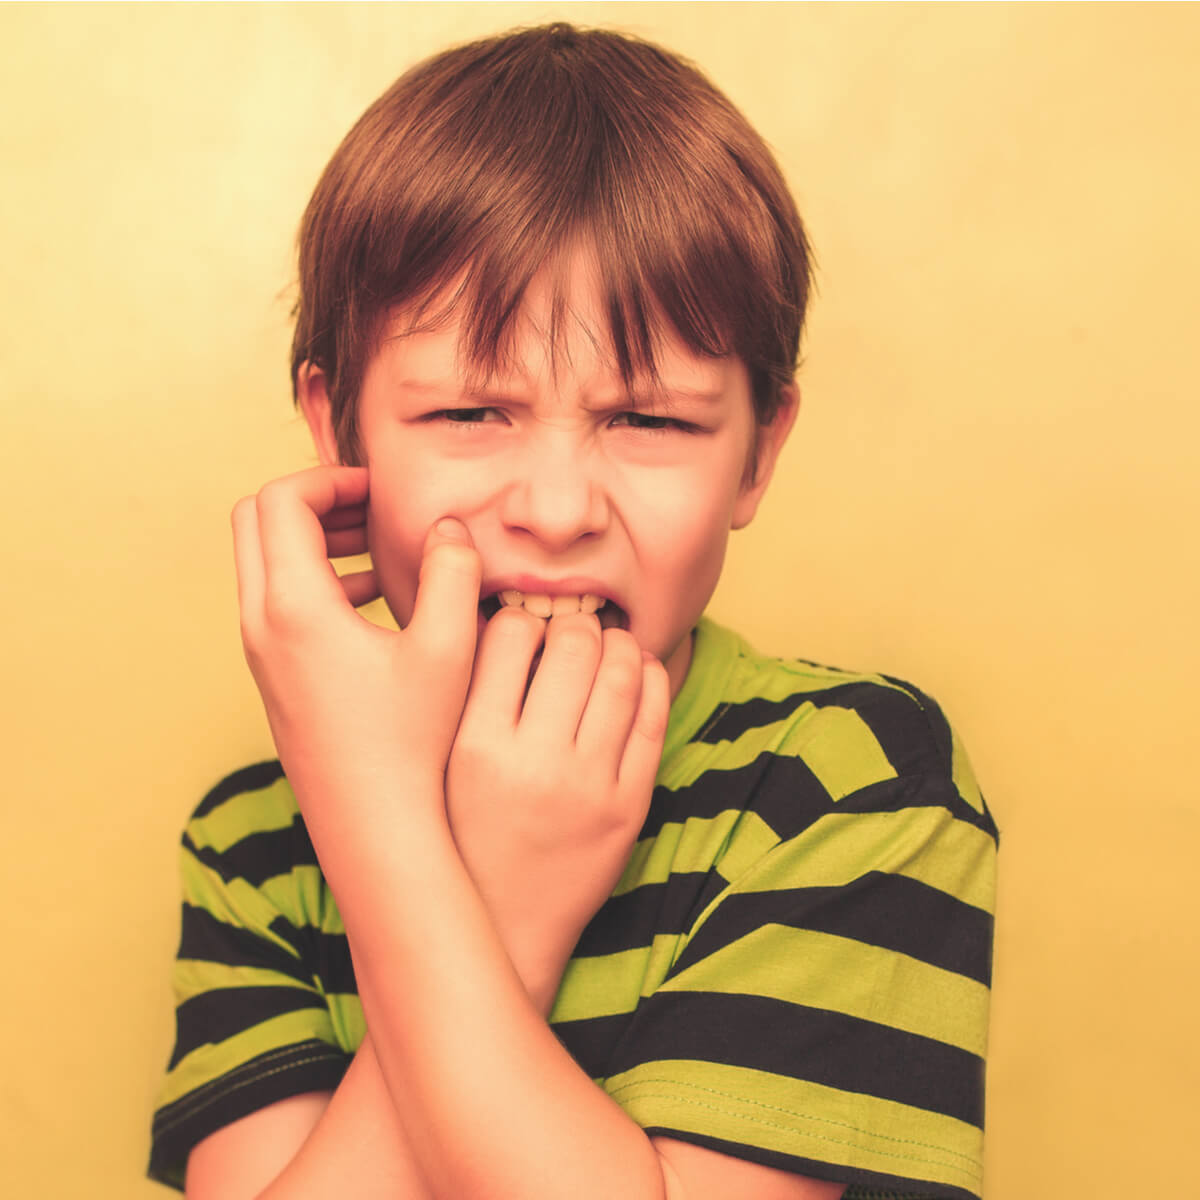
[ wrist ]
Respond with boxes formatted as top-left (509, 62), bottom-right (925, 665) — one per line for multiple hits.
top-left (491, 919), bottom-right (578, 1016)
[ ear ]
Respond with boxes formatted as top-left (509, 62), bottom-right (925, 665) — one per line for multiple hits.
top-left (296, 362), bottom-right (341, 466)
top-left (731, 384), bottom-right (799, 530)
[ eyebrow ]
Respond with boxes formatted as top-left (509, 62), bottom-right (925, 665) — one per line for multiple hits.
top-left (616, 386), bottom-right (725, 410)
top-left (393, 378), bottom-right (726, 409)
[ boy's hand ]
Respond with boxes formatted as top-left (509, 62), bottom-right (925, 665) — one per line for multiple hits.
top-left (446, 608), bottom-right (670, 1012)
top-left (232, 466), bottom-right (481, 828)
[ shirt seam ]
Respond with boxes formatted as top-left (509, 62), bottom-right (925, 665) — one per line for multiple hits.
top-left (607, 1077), bottom-right (979, 1179)
top-left (155, 1044), bottom-right (344, 1133)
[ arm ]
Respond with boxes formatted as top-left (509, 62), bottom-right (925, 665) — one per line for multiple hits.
top-left (200, 466), bottom-right (842, 1199)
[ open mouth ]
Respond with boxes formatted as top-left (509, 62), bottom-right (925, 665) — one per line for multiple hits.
top-left (479, 590), bottom-right (629, 630)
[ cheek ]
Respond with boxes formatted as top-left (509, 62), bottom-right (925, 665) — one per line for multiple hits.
top-left (364, 470), bottom-right (446, 623)
top-left (634, 490), bottom-right (738, 616)
top-left (363, 455), bottom-right (500, 622)
top-left (627, 465), bottom-right (741, 556)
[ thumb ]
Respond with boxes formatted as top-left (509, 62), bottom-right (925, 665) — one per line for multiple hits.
top-left (407, 517), bottom-right (482, 667)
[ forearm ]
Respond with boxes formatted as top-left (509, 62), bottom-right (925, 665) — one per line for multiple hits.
top-left (330, 808), bottom-right (670, 1200)
top-left (255, 1036), bottom-right (431, 1200)
top-left (246, 849), bottom-right (570, 1198)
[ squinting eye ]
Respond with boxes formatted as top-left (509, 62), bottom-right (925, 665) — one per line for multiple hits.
top-left (434, 407), bottom-right (498, 425)
top-left (610, 412), bottom-right (690, 433)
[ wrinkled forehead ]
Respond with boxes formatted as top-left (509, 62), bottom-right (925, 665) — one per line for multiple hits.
top-left (377, 249), bottom-right (737, 402)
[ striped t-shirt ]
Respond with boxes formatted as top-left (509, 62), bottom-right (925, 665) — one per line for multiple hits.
top-left (150, 618), bottom-right (997, 1197)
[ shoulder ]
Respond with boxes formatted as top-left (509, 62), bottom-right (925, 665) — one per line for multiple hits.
top-left (689, 623), bottom-right (996, 840)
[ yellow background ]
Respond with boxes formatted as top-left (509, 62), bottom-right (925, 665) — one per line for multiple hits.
top-left (3, 4), bottom-right (1196, 1196)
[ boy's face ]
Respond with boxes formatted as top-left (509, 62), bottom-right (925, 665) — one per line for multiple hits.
top-left (302, 265), bottom-right (795, 697)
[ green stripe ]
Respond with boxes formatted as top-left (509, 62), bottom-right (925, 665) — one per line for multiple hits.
top-left (326, 993), bottom-right (365, 1053)
top-left (659, 704), bottom-right (899, 800)
top-left (658, 925), bottom-right (990, 1056)
top-left (551, 934), bottom-right (684, 1022)
top-left (182, 849), bottom-right (305, 957)
top-left (159, 1010), bottom-right (339, 1109)
top-left (792, 707), bottom-right (898, 801)
top-left (605, 1059), bottom-right (982, 1194)
top-left (188, 774), bottom-right (298, 852)
top-left (174, 959), bottom-right (316, 998)
top-left (614, 810), bottom-right (779, 895)
top-left (950, 727), bottom-right (987, 817)
top-left (260, 864), bottom-right (346, 935)
top-left (746, 809), bottom-right (996, 914)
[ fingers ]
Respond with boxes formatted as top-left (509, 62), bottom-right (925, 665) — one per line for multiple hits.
top-left (323, 504), bottom-right (368, 559)
top-left (520, 613), bottom-right (603, 738)
top-left (407, 518), bottom-right (482, 672)
top-left (574, 628), bottom-right (648, 773)
top-left (231, 494), bottom-right (265, 621)
top-left (617, 652), bottom-right (670, 794)
top-left (465, 606), bottom-right (547, 728)
top-left (249, 467), bottom-right (371, 620)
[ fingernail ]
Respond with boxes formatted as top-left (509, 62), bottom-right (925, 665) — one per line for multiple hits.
top-left (434, 517), bottom-right (470, 543)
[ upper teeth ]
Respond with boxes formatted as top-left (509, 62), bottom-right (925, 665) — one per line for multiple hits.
top-left (498, 590), bottom-right (604, 618)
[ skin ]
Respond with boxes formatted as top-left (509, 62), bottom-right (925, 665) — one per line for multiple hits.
top-left (190, 264), bottom-right (844, 1199)
top-left (341, 264), bottom-right (788, 699)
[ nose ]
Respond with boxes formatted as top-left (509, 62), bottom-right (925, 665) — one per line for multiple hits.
top-left (498, 432), bottom-right (609, 551)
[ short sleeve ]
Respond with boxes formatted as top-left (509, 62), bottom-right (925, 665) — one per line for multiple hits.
top-left (600, 750), bottom-right (998, 1198)
top-left (148, 763), bottom-right (355, 1189)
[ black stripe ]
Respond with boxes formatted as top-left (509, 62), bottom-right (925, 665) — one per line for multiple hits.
top-left (183, 815), bottom-right (319, 890)
top-left (647, 750), bottom-right (995, 854)
top-left (696, 678), bottom-right (956, 781)
top-left (149, 1039), bottom-right (348, 1188)
top-left (870, 678), bottom-right (954, 779)
top-left (667, 872), bottom-right (994, 985)
top-left (838, 773), bottom-right (998, 841)
top-left (884, 673), bottom-right (952, 741)
top-left (692, 679), bottom-right (914, 746)
top-left (553, 1010), bottom-right (632, 1079)
top-left (642, 753), bottom-right (834, 843)
top-left (193, 760), bottom-right (284, 819)
top-left (604, 990), bottom-right (985, 1128)
top-left (637, 1129), bottom-right (979, 1200)
top-left (168, 985), bottom-right (326, 1069)
top-left (572, 873), bottom-right (714, 958)
top-left (175, 903), bottom-right (362, 999)
top-left (177, 904), bottom-right (310, 983)
top-left (311, 928), bottom-right (357, 996)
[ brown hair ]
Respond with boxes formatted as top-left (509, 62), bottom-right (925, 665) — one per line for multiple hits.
top-left (291, 22), bottom-right (812, 463)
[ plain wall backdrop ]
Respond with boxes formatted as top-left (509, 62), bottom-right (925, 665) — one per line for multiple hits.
top-left (3, 4), bottom-right (1197, 1197)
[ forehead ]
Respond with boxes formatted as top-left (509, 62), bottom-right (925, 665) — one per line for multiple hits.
top-left (373, 263), bottom-right (747, 404)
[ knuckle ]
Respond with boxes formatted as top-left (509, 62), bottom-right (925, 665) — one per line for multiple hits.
top-left (262, 581), bottom-right (310, 632)
top-left (256, 477), bottom-right (292, 510)
top-left (238, 614), bottom-right (262, 655)
top-left (601, 654), bottom-right (643, 702)
top-left (636, 701), bottom-right (670, 742)
top-left (449, 729), bottom-right (486, 771)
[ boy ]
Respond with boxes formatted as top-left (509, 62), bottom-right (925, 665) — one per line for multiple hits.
top-left (151, 24), bottom-right (996, 1200)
